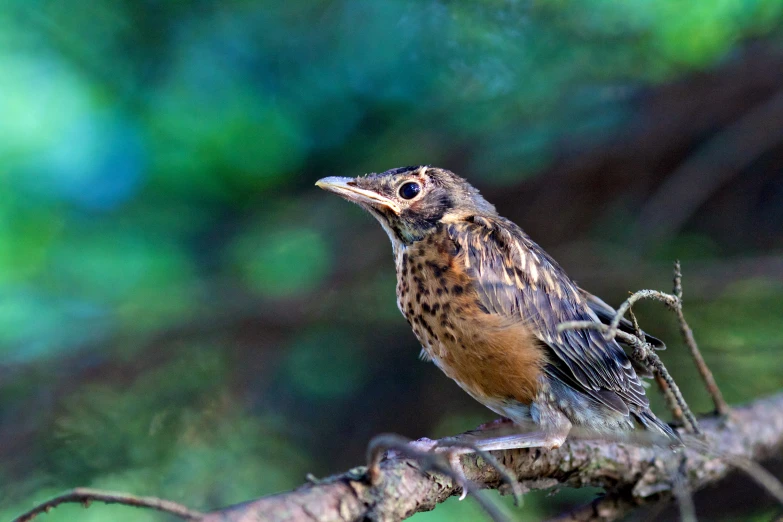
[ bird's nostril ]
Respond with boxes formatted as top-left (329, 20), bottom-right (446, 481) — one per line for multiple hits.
top-left (346, 181), bottom-right (357, 186)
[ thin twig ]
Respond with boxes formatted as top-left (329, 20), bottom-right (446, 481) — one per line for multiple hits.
top-left (655, 372), bottom-right (685, 425)
top-left (12, 488), bottom-right (204, 522)
top-left (604, 290), bottom-right (678, 342)
top-left (603, 263), bottom-right (727, 417)
top-left (641, 350), bottom-right (701, 435)
top-left (630, 308), bottom-right (686, 425)
top-left (673, 261), bottom-right (730, 416)
top-left (558, 320), bottom-right (701, 435)
top-left (572, 264), bottom-right (728, 431)
top-left (628, 307), bottom-right (646, 345)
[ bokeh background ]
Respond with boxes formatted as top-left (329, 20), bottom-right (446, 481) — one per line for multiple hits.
top-left (2, 1), bottom-right (783, 521)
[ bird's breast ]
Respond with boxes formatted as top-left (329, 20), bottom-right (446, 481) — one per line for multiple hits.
top-left (394, 234), bottom-right (546, 406)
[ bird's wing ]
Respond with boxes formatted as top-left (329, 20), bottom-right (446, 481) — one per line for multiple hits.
top-left (446, 217), bottom-right (649, 415)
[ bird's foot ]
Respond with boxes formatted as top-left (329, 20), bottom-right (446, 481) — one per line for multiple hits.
top-left (411, 439), bottom-right (473, 500)
top-left (411, 439), bottom-right (474, 500)
top-left (371, 435), bottom-right (474, 500)
top-left (368, 433), bottom-right (526, 503)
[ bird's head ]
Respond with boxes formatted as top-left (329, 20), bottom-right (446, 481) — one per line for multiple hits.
top-left (316, 166), bottom-right (496, 245)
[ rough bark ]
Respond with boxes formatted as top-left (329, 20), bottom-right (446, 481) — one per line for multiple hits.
top-left (202, 392), bottom-right (783, 522)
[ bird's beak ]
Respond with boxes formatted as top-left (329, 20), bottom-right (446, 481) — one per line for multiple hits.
top-left (315, 177), bottom-right (401, 213)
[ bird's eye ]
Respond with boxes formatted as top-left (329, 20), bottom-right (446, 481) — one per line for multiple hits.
top-left (398, 181), bottom-right (421, 200)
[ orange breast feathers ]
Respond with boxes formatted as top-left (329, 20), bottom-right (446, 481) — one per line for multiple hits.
top-left (395, 236), bottom-right (547, 406)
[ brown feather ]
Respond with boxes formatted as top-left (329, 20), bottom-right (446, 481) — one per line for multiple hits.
top-left (395, 225), bottom-right (546, 406)
top-left (443, 215), bottom-right (651, 416)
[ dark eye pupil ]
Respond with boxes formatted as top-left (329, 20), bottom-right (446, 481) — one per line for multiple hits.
top-left (399, 182), bottom-right (421, 199)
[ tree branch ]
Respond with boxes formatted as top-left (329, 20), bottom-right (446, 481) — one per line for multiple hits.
top-left (202, 392), bottom-right (783, 522)
top-left (13, 488), bottom-right (203, 522)
top-left (671, 261), bottom-right (730, 416)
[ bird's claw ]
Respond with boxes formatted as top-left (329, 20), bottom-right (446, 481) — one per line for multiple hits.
top-left (369, 435), bottom-right (472, 499)
top-left (410, 439), bottom-right (472, 500)
top-left (366, 433), bottom-right (521, 504)
top-left (446, 451), bottom-right (470, 501)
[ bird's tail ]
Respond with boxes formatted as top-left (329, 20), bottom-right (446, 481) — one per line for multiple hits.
top-left (636, 410), bottom-right (682, 447)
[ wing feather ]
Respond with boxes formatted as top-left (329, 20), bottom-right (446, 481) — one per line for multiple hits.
top-left (447, 218), bottom-right (649, 416)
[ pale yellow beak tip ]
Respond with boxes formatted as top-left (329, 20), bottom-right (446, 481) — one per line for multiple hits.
top-left (315, 176), bottom-right (352, 191)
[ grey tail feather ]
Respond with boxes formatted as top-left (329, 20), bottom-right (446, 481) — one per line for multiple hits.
top-left (637, 410), bottom-right (682, 446)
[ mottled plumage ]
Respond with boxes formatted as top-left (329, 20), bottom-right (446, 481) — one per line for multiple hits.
top-left (317, 166), bottom-right (678, 449)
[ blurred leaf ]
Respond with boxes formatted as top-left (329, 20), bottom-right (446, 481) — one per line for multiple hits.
top-left (229, 225), bottom-right (332, 297)
top-left (284, 328), bottom-right (368, 399)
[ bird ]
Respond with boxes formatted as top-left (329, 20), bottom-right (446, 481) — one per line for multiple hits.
top-left (316, 166), bottom-right (679, 455)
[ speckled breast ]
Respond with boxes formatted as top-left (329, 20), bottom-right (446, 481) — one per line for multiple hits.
top-left (393, 227), bottom-right (546, 408)
top-left (394, 234), bottom-right (465, 362)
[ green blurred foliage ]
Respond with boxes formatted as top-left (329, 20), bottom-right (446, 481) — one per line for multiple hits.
top-left (1, 0), bottom-right (782, 520)
top-left (230, 226), bottom-right (332, 297)
top-left (284, 328), bottom-right (368, 399)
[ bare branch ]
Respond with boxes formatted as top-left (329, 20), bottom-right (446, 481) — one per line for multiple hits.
top-left (568, 263), bottom-right (729, 432)
top-left (604, 289), bottom-right (678, 342)
top-left (600, 263), bottom-right (728, 418)
top-left (198, 392), bottom-right (783, 522)
top-left (672, 261), bottom-right (730, 416)
top-left (421, 437), bottom-right (525, 506)
top-left (637, 347), bottom-right (701, 436)
top-left (658, 373), bottom-right (686, 419)
top-left (557, 320), bottom-right (701, 435)
top-left (12, 488), bottom-right (204, 522)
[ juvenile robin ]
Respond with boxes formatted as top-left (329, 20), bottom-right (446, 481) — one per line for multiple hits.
top-left (316, 166), bottom-right (679, 455)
